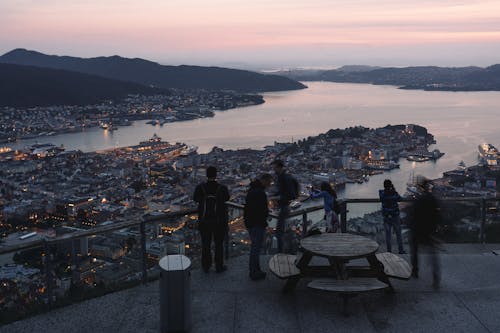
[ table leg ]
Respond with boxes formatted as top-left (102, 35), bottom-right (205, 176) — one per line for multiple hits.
top-left (328, 257), bottom-right (347, 279)
top-left (366, 254), bottom-right (394, 293)
top-left (283, 251), bottom-right (313, 293)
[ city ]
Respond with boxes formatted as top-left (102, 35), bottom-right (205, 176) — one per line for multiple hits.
top-left (1, 0), bottom-right (500, 332)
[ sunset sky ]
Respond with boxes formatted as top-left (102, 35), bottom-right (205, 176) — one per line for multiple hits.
top-left (1, 0), bottom-right (500, 69)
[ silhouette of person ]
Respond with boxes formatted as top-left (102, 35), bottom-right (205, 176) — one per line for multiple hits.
top-left (408, 176), bottom-right (441, 289)
top-left (379, 179), bottom-right (405, 254)
top-left (193, 166), bottom-right (230, 273)
top-left (271, 160), bottom-right (295, 253)
top-left (244, 173), bottom-right (273, 280)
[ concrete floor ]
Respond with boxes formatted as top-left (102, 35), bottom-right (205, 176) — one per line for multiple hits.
top-left (2, 244), bottom-right (500, 333)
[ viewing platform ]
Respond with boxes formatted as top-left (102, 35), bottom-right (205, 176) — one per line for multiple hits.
top-left (1, 243), bottom-right (500, 333)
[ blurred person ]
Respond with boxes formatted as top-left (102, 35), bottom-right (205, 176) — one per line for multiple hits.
top-left (193, 166), bottom-right (230, 273)
top-left (244, 173), bottom-right (274, 280)
top-left (408, 176), bottom-right (441, 289)
top-left (379, 179), bottom-right (405, 254)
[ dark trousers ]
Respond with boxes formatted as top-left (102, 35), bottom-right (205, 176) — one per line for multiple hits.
top-left (248, 226), bottom-right (265, 274)
top-left (199, 223), bottom-right (225, 271)
top-left (383, 214), bottom-right (404, 253)
top-left (410, 232), bottom-right (440, 282)
top-left (276, 205), bottom-right (289, 253)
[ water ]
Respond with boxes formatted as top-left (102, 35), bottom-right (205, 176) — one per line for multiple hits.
top-left (7, 82), bottom-right (500, 215)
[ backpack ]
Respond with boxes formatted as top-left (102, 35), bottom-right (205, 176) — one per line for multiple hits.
top-left (201, 183), bottom-right (220, 221)
top-left (286, 175), bottom-right (300, 200)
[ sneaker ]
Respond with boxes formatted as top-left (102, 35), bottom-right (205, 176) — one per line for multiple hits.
top-left (215, 265), bottom-right (227, 273)
top-left (399, 250), bottom-right (406, 254)
top-left (250, 271), bottom-right (266, 281)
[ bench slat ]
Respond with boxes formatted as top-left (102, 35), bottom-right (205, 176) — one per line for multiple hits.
top-left (269, 254), bottom-right (300, 279)
top-left (308, 278), bottom-right (388, 293)
top-left (375, 252), bottom-right (412, 280)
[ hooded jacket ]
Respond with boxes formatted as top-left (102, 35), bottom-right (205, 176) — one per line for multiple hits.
top-left (244, 179), bottom-right (269, 228)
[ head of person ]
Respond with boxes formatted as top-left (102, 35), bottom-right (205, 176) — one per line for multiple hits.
top-left (320, 181), bottom-right (336, 196)
top-left (258, 173), bottom-right (274, 188)
top-left (383, 179), bottom-right (394, 191)
top-left (206, 166), bottom-right (217, 180)
top-left (271, 159), bottom-right (284, 174)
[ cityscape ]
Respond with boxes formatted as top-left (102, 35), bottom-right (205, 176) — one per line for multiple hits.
top-left (1, 0), bottom-right (500, 332)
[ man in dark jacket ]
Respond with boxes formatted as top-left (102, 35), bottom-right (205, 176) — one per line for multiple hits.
top-left (244, 173), bottom-right (273, 280)
top-left (193, 166), bottom-right (230, 273)
top-left (271, 160), bottom-right (295, 253)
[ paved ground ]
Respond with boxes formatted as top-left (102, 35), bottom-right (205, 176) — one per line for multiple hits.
top-left (2, 244), bottom-right (500, 333)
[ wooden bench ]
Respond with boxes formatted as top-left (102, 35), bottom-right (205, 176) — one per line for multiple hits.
top-left (375, 252), bottom-right (412, 280)
top-left (269, 254), bottom-right (301, 279)
top-left (308, 278), bottom-right (389, 315)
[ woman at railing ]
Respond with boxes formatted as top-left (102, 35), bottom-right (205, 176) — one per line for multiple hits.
top-left (309, 182), bottom-right (340, 233)
top-left (379, 179), bottom-right (405, 254)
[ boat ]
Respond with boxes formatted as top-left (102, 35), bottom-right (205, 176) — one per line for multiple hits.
top-left (365, 160), bottom-right (400, 170)
top-left (405, 172), bottom-right (419, 197)
top-left (478, 143), bottom-right (499, 166)
top-left (407, 155), bottom-right (431, 162)
top-left (290, 201), bottom-right (302, 210)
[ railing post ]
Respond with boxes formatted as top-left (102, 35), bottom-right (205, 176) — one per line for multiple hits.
top-left (43, 239), bottom-right (53, 308)
top-left (480, 198), bottom-right (486, 243)
top-left (140, 219), bottom-right (147, 284)
top-left (301, 211), bottom-right (308, 238)
top-left (340, 201), bottom-right (347, 233)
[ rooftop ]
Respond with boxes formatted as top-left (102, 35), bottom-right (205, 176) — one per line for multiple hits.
top-left (1, 243), bottom-right (500, 333)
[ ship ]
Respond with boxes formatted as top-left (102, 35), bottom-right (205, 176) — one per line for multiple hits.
top-left (478, 143), bottom-right (499, 166)
top-left (365, 160), bottom-right (399, 170)
top-left (290, 201), bottom-right (302, 210)
top-left (406, 155), bottom-right (431, 162)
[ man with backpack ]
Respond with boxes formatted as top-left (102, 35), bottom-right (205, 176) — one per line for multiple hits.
top-left (193, 166), bottom-right (230, 273)
top-left (271, 159), bottom-right (299, 253)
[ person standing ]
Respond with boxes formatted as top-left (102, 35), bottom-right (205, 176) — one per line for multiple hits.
top-left (244, 173), bottom-right (274, 280)
top-left (408, 176), bottom-right (441, 289)
top-left (379, 179), bottom-right (405, 254)
top-left (193, 166), bottom-right (230, 273)
top-left (310, 182), bottom-right (339, 233)
top-left (271, 160), bottom-right (297, 253)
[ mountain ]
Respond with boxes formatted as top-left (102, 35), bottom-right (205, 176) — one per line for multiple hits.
top-left (277, 65), bottom-right (500, 91)
top-left (0, 63), bottom-right (167, 107)
top-left (0, 49), bottom-right (306, 92)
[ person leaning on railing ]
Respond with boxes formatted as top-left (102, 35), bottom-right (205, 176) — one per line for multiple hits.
top-left (379, 179), bottom-right (405, 254)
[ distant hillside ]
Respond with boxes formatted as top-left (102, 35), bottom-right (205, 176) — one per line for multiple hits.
top-left (278, 65), bottom-right (500, 91)
top-left (0, 49), bottom-right (306, 92)
top-left (0, 63), bottom-right (167, 107)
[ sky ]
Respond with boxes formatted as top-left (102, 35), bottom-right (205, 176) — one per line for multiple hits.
top-left (1, 0), bottom-right (500, 69)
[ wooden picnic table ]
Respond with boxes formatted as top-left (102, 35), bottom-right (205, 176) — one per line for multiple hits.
top-left (281, 233), bottom-right (393, 293)
top-left (269, 233), bottom-right (412, 314)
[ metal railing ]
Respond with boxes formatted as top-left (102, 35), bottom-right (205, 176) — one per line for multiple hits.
top-left (0, 196), bottom-right (498, 322)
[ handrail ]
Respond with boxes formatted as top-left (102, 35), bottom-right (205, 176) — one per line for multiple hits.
top-left (0, 208), bottom-right (197, 255)
top-left (1, 197), bottom-right (497, 255)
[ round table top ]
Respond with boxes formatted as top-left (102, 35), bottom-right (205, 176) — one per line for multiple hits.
top-left (300, 233), bottom-right (379, 259)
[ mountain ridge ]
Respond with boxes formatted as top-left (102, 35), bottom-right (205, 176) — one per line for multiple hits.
top-left (276, 64), bottom-right (500, 91)
top-left (0, 49), bottom-right (307, 92)
top-left (0, 63), bottom-right (167, 107)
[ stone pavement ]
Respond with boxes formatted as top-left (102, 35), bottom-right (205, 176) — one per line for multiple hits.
top-left (2, 244), bottom-right (500, 333)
